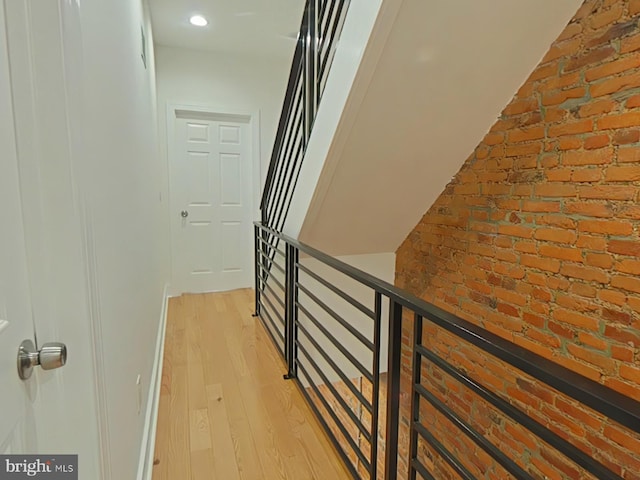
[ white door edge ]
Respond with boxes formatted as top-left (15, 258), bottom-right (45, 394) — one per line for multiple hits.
top-left (165, 103), bottom-right (261, 297)
top-left (4, 0), bottom-right (104, 475)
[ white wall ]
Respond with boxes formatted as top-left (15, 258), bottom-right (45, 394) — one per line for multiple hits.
top-left (75, 1), bottom-right (168, 478)
top-left (5, 0), bottom-right (166, 478)
top-left (155, 46), bottom-right (292, 216)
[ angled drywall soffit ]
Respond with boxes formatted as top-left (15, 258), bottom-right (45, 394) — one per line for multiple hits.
top-left (297, 0), bottom-right (583, 256)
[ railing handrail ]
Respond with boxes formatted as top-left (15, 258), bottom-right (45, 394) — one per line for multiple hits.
top-left (254, 221), bottom-right (640, 435)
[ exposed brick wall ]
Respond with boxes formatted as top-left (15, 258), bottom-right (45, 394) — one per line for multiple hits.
top-left (395, 0), bottom-right (640, 478)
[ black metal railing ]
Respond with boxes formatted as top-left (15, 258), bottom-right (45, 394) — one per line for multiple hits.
top-left (254, 222), bottom-right (640, 480)
top-left (260, 0), bottom-right (349, 232)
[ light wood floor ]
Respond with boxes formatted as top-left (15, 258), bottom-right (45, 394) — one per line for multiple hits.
top-left (152, 289), bottom-right (351, 480)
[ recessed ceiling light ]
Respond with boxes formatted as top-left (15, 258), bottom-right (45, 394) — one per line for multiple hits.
top-left (189, 15), bottom-right (208, 27)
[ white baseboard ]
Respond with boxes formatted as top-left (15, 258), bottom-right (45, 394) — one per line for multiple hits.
top-left (136, 283), bottom-right (170, 480)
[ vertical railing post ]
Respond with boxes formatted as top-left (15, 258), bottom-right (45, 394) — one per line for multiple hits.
top-left (253, 224), bottom-right (261, 317)
top-left (385, 299), bottom-right (403, 480)
top-left (408, 313), bottom-right (423, 480)
top-left (308, 0), bottom-right (318, 132)
top-left (284, 242), bottom-right (298, 379)
top-left (370, 292), bottom-right (383, 479)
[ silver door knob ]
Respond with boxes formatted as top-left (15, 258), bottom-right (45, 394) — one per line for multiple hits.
top-left (181, 210), bottom-right (189, 218)
top-left (17, 339), bottom-right (67, 380)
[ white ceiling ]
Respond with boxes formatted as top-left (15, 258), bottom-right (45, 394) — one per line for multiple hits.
top-left (148, 0), bottom-right (305, 57)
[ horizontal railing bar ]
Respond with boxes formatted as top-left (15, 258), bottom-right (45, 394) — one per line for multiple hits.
top-left (258, 301), bottom-right (285, 348)
top-left (257, 267), bottom-right (285, 293)
top-left (297, 301), bottom-right (373, 382)
top-left (259, 298), bottom-right (285, 334)
top-left (272, 138), bottom-right (305, 232)
top-left (296, 321), bottom-right (373, 413)
top-left (257, 235), bottom-right (286, 258)
top-left (297, 262), bottom-right (376, 319)
top-left (415, 383), bottom-right (532, 480)
top-left (297, 282), bottom-right (375, 351)
top-left (413, 422), bottom-right (475, 480)
top-left (417, 344), bottom-right (621, 480)
top-left (254, 222), bottom-right (640, 434)
top-left (266, 91), bottom-right (304, 220)
top-left (293, 375), bottom-right (361, 479)
top-left (258, 249), bottom-right (285, 274)
top-left (266, 105), bottom-right (304, 224)
top-left (258, 276), bottom-right (286, 309)
top-left (261, 290), bottom-right (285, 327)
top-left (296, 360), bottom-right (372, 471)
top-left (411, 459), bottom-right (436, 480)
top-left (297, 340), bottom-right (372, 443)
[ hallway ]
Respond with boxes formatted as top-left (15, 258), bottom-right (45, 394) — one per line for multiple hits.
top-left (152, 289), bottom-right (350, 480)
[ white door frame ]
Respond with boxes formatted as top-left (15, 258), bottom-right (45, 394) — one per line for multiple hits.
top-left (165, 103), bottom-right (261, 296)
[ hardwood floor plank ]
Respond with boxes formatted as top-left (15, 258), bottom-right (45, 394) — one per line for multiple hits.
top-left (189, 408), bottom-right (212, 452)
top-left (152, 289), bottom-right (350, 480)
top-left (190, 448), bottom-right (217, 480)
top-left (206, 384), bottom-right (241, 480)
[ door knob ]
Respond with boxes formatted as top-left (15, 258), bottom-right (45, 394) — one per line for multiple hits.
top-left (181, 210), bottom-right (189, 218)
top-left (17, 339), bottom-right (67, 380)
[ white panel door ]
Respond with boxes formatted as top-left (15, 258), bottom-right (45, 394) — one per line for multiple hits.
top-left (170, 112), bottom-right (253, 293)
top-left (0, 0), bottom-right (37, 454)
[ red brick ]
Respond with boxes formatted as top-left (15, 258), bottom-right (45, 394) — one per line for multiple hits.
top-left (578, 185), bottom-right (636, 200)
top-left (539, 245), bottom-right (582, 262)
top-left (542, 37), bottom-right (582, 64)
top-left (563, 148), bottom-right (613, 166)
top-left (627, 95), bottom-right (640, 108)
top-left (608, 240), bottom-right (640, 257)
top-left (612, 128), bottom-right (640, 144)
top-left (578, 99), bottom-right (616, 118)
top-left (583, 134), bottom-right (610, 150)
top-left (621, 34), bottom-right (640, 54)
top-left (521, 255), bottom-right (561, 273)
top-left (548, 119), bottom-right (593, 137)
top-left (560, 264), bottom-right (609, 283)
top-left (542, 87), bottom-right (586, 106)
top-left (598, 111), bottom-right (640, 130)
top-left (585, 53), bottom-right (640, 81)
top-left (618, 146), bottom-right (640, 163)
top-left (589, 3), bottom-right (623, 30)
top-left (605, 166), bottom-right (640, 182)
top-left (611, 275), bottom-right (640, 293)
top-left (615, 259), bottom-right (640, 274)
top-left (572, 169), bottom-right (602, 182)
top-left (564, 202), bottom-right (613, 218)
top-left (591, 71), bottom-right (640, 98)
top-left (565, 45), bottom-right (616, 72)
top-left (578, 220), bottom-right (634, 235)
top-left (586, 253), bottom-right (614, 268)
top-left (534, 228), bottom-right (577, 245)
top-left (567, 343), bottom-right (615, 372)
top-left (503, 99), bottom-right (538, 116)
top-left (508, 126), bottom-right (545, 143)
